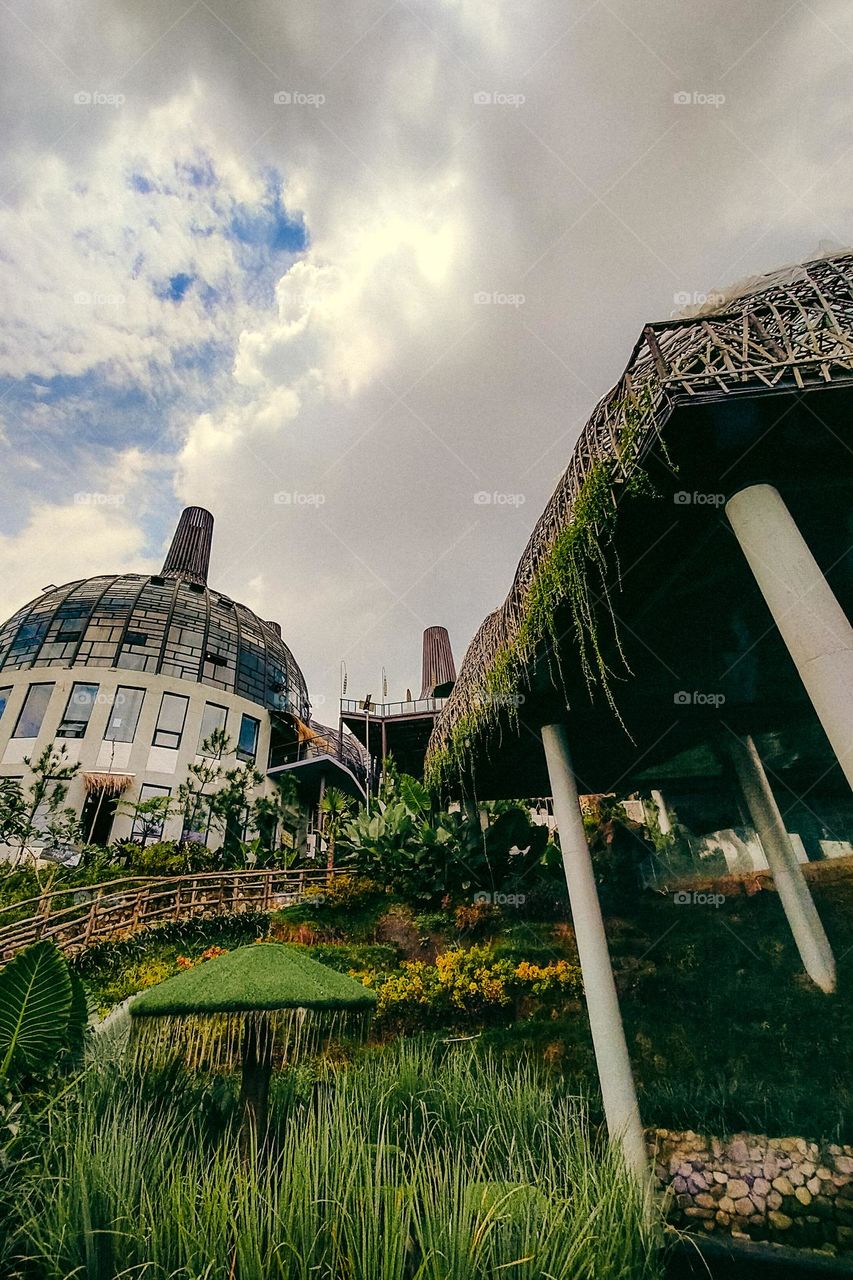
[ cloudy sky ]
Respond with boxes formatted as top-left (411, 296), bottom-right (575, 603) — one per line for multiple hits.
top-left (0, 0), bottom-right (849, 716)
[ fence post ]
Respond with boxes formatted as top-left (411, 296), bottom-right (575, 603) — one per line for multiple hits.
top-left (174, 881), bottom-right (183, 922)
top-left (83, 890), bottom-right (103, 946)
top-left (130, 888), bottom-right (145, 932)
top-left (35, 891), bottom-right (52, 941)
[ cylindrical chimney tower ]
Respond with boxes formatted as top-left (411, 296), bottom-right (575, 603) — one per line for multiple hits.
top-left (161, 507), bottom-right (214, 586)
top-left (420, 625), bottom-right (456, 699)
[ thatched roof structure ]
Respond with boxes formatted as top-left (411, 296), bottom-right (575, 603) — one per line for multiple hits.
top-left (426, 252), bottom-right (853, 796)
top-left (131, 942), bottom-right (377, 1018)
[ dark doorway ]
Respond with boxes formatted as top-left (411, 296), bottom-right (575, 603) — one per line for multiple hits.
top-left (81, 788), bottom-right (119, 846)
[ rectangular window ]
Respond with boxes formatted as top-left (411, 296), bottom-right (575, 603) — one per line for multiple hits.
top-left (12, 683), bottom-right (54, 738)
top-left (57, 682), bottom-right (99, 738)
top-left (131, 783), bottom-right (171, 842)
top-left (237, 713), bottom-right (260, 762)
top-left (104, 686), bottom-right (145, 743)
top-left (198, 702), bottom-right (227, 753)
top-left (0, 687), bottom-right (12, 721)
top-left (152, 692), bottom-right (189, 749)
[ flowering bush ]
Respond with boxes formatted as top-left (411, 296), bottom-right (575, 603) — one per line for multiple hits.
top-left (514, 959), bottom-right (581, 997)
top-left (175, 945), bottom-right (228, 970)
top-left (357, 945), bottom-right (582, 1032)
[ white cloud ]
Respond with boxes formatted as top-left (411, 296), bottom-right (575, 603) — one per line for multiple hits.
top-left (0, 83), bottom-right (296, 387)
top-left (2, 0), bottom-right (853, 717)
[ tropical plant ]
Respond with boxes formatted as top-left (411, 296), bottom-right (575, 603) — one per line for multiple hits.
top-left (340, 772), bottom-right (547, 905)
top-left (319, 785), bottom-right (353, 871)
top-left (0, 941), bottom-right (87, 1083)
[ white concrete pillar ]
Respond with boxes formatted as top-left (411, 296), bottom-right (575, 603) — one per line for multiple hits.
top-left (541, 723), bottom-right (648, 1183)
top-left (728, 733), bottom-right (835, 994)
top-left (726, 484), bottom-right (853, 791)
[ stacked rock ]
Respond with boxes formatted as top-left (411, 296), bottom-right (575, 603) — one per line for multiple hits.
top-left (650, 1129), bottom-right (853, 1255)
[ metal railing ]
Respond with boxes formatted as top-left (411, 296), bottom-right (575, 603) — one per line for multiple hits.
top-left (340, 697), bottom-right (446, 719)
top-left (0, 866), bottom-right (343, 962)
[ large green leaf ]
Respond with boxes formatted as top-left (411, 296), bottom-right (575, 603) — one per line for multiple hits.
top-left (0, 941), bottom-right (72, 1078)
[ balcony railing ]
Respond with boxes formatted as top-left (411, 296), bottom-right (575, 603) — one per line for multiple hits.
top-left (340, 696), bottom-right (446, 719)
top-left (268, 719), bottom-right (369, 784)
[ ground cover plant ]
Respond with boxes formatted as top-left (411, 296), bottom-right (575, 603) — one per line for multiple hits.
top-left (5, 1041), bottom-right (663, 1280)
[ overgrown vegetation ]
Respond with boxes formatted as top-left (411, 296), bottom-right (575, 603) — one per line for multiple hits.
top-left (3, 1042), bottom-right (663, 1280)
top-left (425, 387), bottom-right (662, 793)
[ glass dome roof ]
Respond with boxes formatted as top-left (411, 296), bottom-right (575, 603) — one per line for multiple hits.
top-left (0, 508), bottom-right (310, 721)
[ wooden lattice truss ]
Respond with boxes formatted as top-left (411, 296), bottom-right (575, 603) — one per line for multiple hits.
top-left (427, 251), bottom-right (853, 772)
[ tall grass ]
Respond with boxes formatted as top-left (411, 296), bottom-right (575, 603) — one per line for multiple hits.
top-left (9, 1041), bottom-right (663, 1279)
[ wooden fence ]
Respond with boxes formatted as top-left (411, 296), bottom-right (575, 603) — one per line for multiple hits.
top-left (0, 867), bottom-right (343, 962)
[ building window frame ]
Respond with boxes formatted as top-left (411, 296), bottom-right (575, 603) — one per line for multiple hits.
top-left (237, 713), bottom-right (260, 762)
top-left (198, 702), bottom-right (228, 754)
top-left (152, 692), bottom-right (189, 750)
top-left (131, 783), bottom-right (172, 843)
top-left (57, 682), bottom-right (100, 739)
top-left (104, 686), bottom-right (145, 743)
top-left (12, 683), bottom-right (55, 739)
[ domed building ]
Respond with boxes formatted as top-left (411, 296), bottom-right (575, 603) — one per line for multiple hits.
top-left (0, 507), bottom-right (366, 850)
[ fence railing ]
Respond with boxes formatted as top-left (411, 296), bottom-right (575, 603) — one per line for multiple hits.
top-left (0, 867), bottom-right (342, 962)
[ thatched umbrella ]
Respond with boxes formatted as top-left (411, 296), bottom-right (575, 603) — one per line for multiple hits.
top-left (129, 942), bottom-right (376, 1149)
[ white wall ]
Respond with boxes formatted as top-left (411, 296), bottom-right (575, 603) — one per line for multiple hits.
top-left (0, 667), bottom-right (278, 847)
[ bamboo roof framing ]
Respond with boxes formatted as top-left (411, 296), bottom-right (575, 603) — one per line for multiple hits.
top-left (426, 252), bottom-right (853, 789)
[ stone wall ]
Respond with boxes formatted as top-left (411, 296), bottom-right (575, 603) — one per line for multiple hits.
top-left (650, 1129), bottom-right (853, 1256)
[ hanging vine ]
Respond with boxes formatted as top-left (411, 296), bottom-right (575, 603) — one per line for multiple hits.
top-left (425, 383), bottom-right (664, 795)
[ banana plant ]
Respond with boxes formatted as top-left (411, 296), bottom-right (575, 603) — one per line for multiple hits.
top-left (0, 941), bottom-right (88, 1082)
